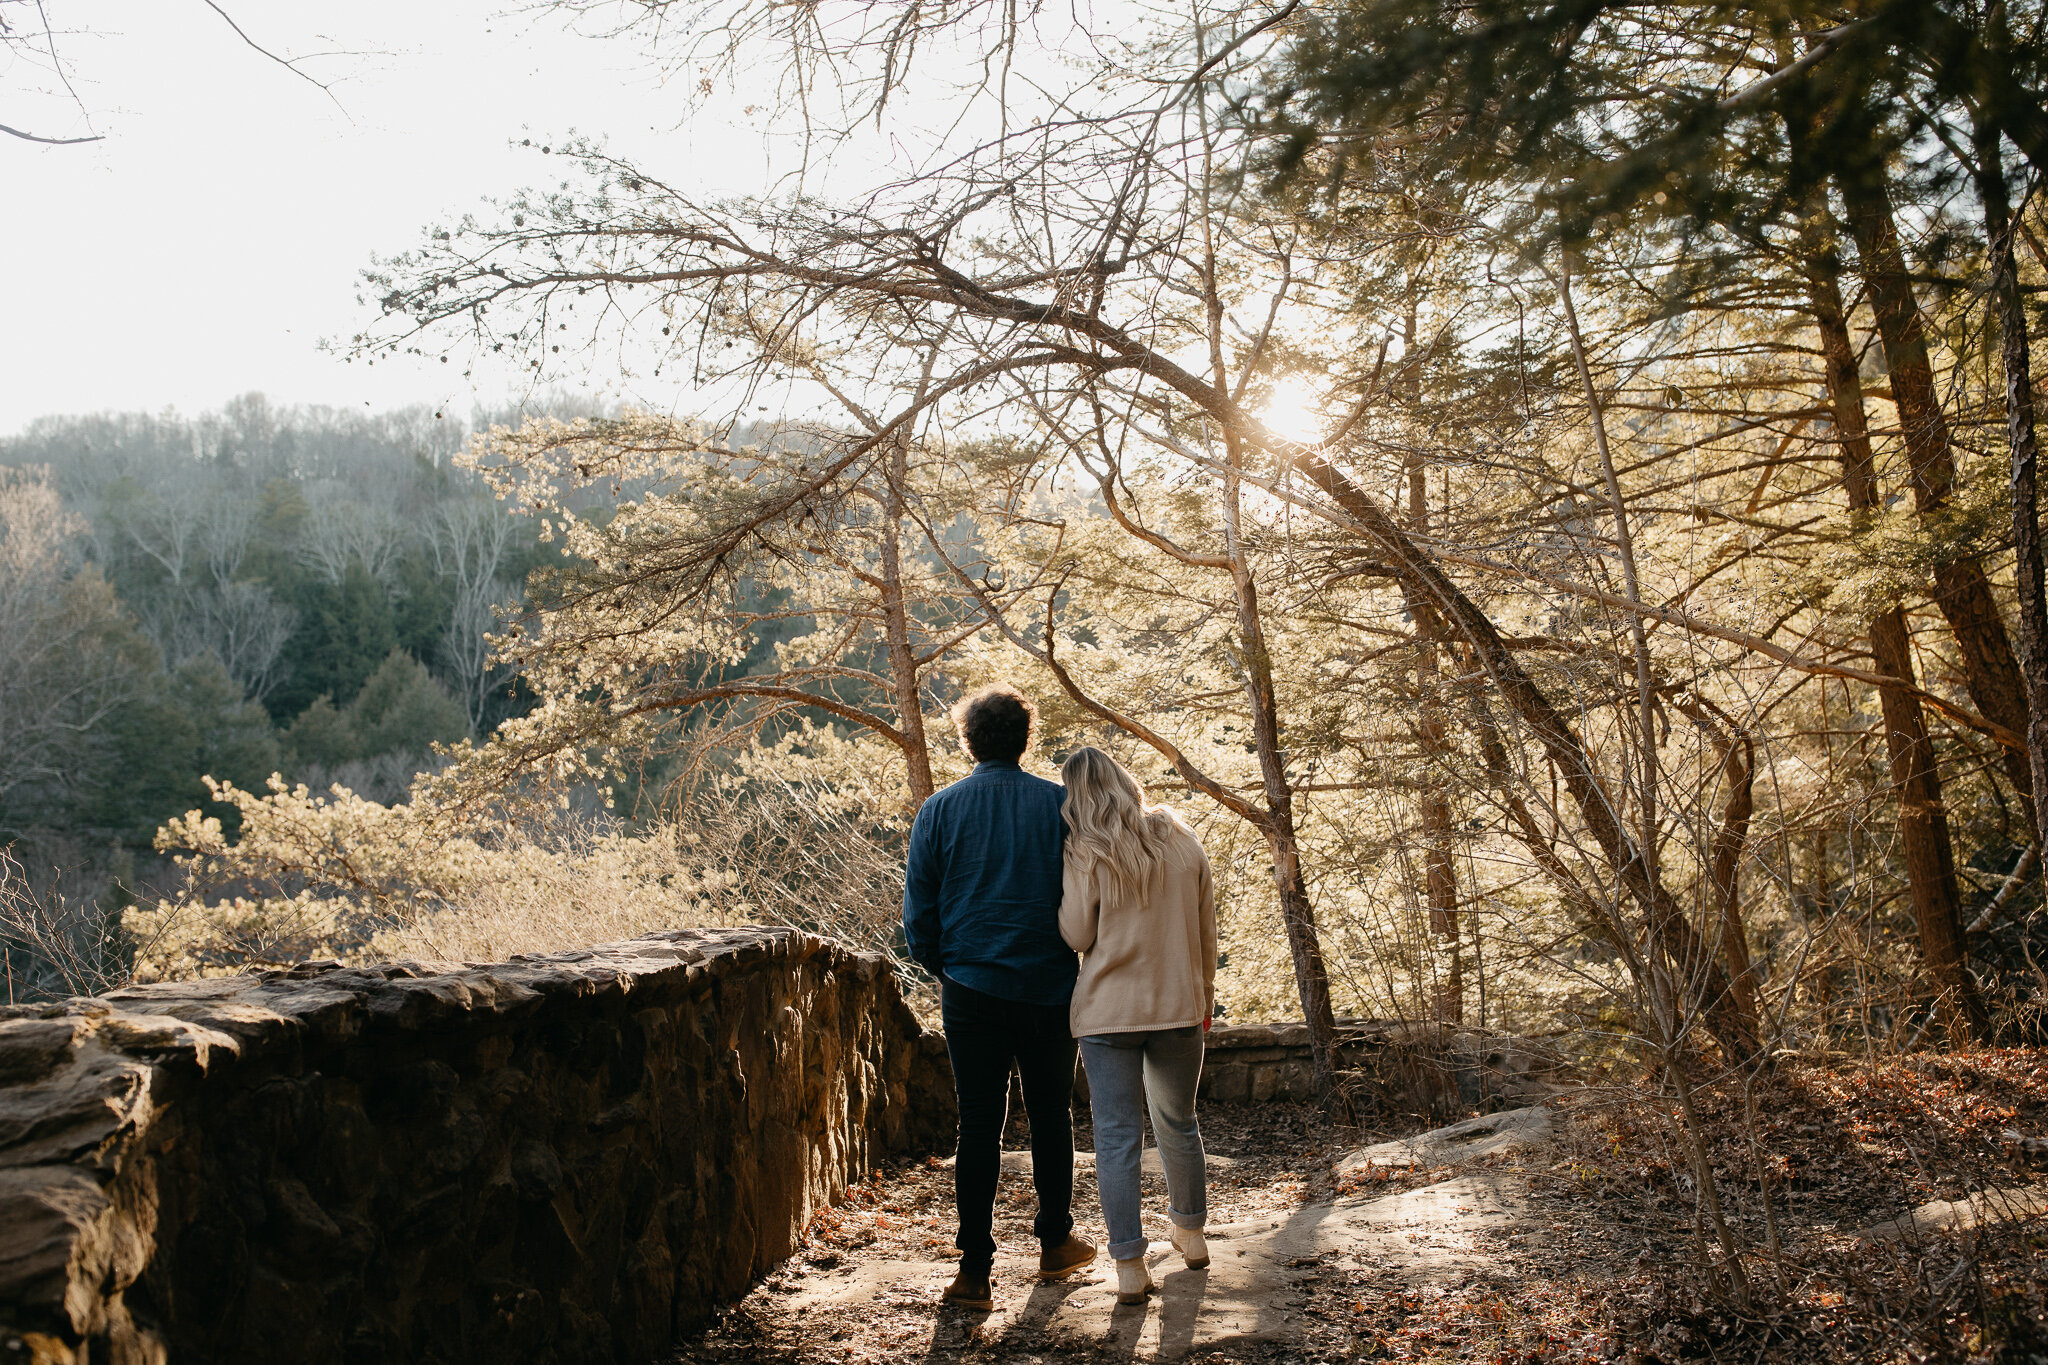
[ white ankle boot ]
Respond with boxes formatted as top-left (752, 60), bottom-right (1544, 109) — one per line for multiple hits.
top-left (1171, 1225), bottom-right (1209, 1269)
top-left (1115, 1257), bottom-right (1157, 1305)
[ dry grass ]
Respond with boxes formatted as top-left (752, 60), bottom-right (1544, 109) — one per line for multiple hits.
top-left (127, 774), bottom-right (921, 986)
top-left (0, 849), bottom-right (133, 1003)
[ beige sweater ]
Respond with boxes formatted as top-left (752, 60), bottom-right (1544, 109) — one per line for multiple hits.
top-left (1059, 824), bottom-right (1217, 1037)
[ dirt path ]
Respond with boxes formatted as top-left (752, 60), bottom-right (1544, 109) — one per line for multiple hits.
top-left (770, 1165), bottom-right (1536, 1359)
top-left (677, 1101), bottom-right (1575, 1363)
top-left (675, 1055), bottom-right (2048, 1364)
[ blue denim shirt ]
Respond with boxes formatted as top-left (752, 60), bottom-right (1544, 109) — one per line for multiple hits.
top-left (902, 760), bottom-right (1075, 1006)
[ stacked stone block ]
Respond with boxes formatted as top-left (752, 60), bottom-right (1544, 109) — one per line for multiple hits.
top-left (1199, 1018), bottom-right (1555, 1112)
top-left (0, 927), bottom-right (952, 1365)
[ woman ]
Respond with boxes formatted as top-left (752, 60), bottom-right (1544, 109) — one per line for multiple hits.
top-left (1058, 746), bottom-right (1218, 1305)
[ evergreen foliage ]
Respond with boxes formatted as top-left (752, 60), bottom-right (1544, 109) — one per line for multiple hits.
top-left (1251, 0), bottom-right (2048, 254)
top-left (0, 397), bottom-right (545, 888)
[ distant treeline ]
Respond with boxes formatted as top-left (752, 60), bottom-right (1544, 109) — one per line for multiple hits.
top-left (0, 393), bottom-right (550, 867)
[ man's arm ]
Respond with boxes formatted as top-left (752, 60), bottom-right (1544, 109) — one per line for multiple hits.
top-left (902, 801), bottom-right (945, 974)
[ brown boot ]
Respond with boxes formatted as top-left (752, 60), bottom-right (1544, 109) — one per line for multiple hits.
top-left (942, 1267), bottom-right (993, 1310)
top-left (1038, 1234), bottom-right (1097, 1281)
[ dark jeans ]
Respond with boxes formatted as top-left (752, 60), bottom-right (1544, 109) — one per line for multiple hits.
top-left (940, 975), bottom-right (1077, 1273)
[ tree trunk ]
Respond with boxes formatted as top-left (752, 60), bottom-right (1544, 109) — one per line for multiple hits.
top-left (1838, 174), bottom-right (2037, 816)
top-left (1977, 124), bottom-right (2048, 878)
top-left (1671, 693), bottom-right (1764, 1038)
top-left (1417, 646), bottom-right (1462, 1024)
top-left (1800, 228), bottom-right (1991, 1043)
top-left (1868, 613), bottom-right (1987, 1041)
top-left (1269, 822), bottom-right (1344, 1097)
top-left (1708, 729), bottom-right (1760, 1020)
top-left (1195, 211), bottom-right (1344, 1097)
top-left (1236, 612), bottom-right (1344, 1098)
top-left (1225, 467), bottom-right (1344, 1098)
top-left (1409, 451), bottom-right (1462, 1024)
top-left (880, 433), bottom-right (936, 807)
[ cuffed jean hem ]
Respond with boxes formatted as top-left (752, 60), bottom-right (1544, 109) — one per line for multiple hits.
top-left (1111, 1210), bottom-right (1201, 1261)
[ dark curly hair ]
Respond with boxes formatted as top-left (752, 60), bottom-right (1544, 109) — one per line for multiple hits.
top-left (951, 684), bottom-right (1037, 763)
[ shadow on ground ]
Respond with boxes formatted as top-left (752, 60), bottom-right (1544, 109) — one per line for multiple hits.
top-left (675, 1057), bottom-right (2048, 1363)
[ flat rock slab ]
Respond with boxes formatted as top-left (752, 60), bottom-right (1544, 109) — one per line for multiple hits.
top-left (1854, 1185), bottom-right (2048, 1245)
top-left (781, 1171), bottom-right (1535, 1360)
top-left (1338, 1105), bottom-right (1553, 1174)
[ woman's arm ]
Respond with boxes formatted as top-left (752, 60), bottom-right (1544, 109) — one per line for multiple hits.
top-left (1197, 846), bottom-right (1217, 1017)
top-left (1059, 860), bottom-right (1099, 952)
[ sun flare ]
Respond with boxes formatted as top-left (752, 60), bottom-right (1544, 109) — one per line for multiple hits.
top-left (1259, 377), bottom-right (1325, 445)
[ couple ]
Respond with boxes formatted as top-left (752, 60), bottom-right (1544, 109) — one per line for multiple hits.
top-left (903, 684), bottom-right (1218, 1310)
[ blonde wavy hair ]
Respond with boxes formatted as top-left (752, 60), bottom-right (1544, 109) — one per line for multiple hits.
top-left (1061, 746), bottom-right (1185, 905)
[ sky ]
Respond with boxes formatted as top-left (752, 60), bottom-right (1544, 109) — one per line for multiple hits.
top-left (1, 1), bottom-right (791, 435)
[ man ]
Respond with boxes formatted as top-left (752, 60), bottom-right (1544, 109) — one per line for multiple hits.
top-left (903, 684), bottom-right (1096, 1309)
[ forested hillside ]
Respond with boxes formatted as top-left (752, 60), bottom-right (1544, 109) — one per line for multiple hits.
top-left (0, 395), bottom-right (550, 990)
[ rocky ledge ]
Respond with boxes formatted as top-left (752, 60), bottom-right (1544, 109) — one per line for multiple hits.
top-left (0, 927), bottom-right (953, 1365)
top-left (1201, 1018), bottom-right (1557, 1112)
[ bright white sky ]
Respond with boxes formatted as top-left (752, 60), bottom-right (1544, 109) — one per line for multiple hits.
top-left (1, 1), bottom-right (798, 435)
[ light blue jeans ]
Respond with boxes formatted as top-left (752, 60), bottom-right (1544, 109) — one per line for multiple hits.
top-left (1079, 1026), bottom-right (1207, 1261)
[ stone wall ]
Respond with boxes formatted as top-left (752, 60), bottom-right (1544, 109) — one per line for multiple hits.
top-left (1200, 1018), bottom-right (1556, 1116)
top-left (0, 927), bottom-right (953, 1365)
